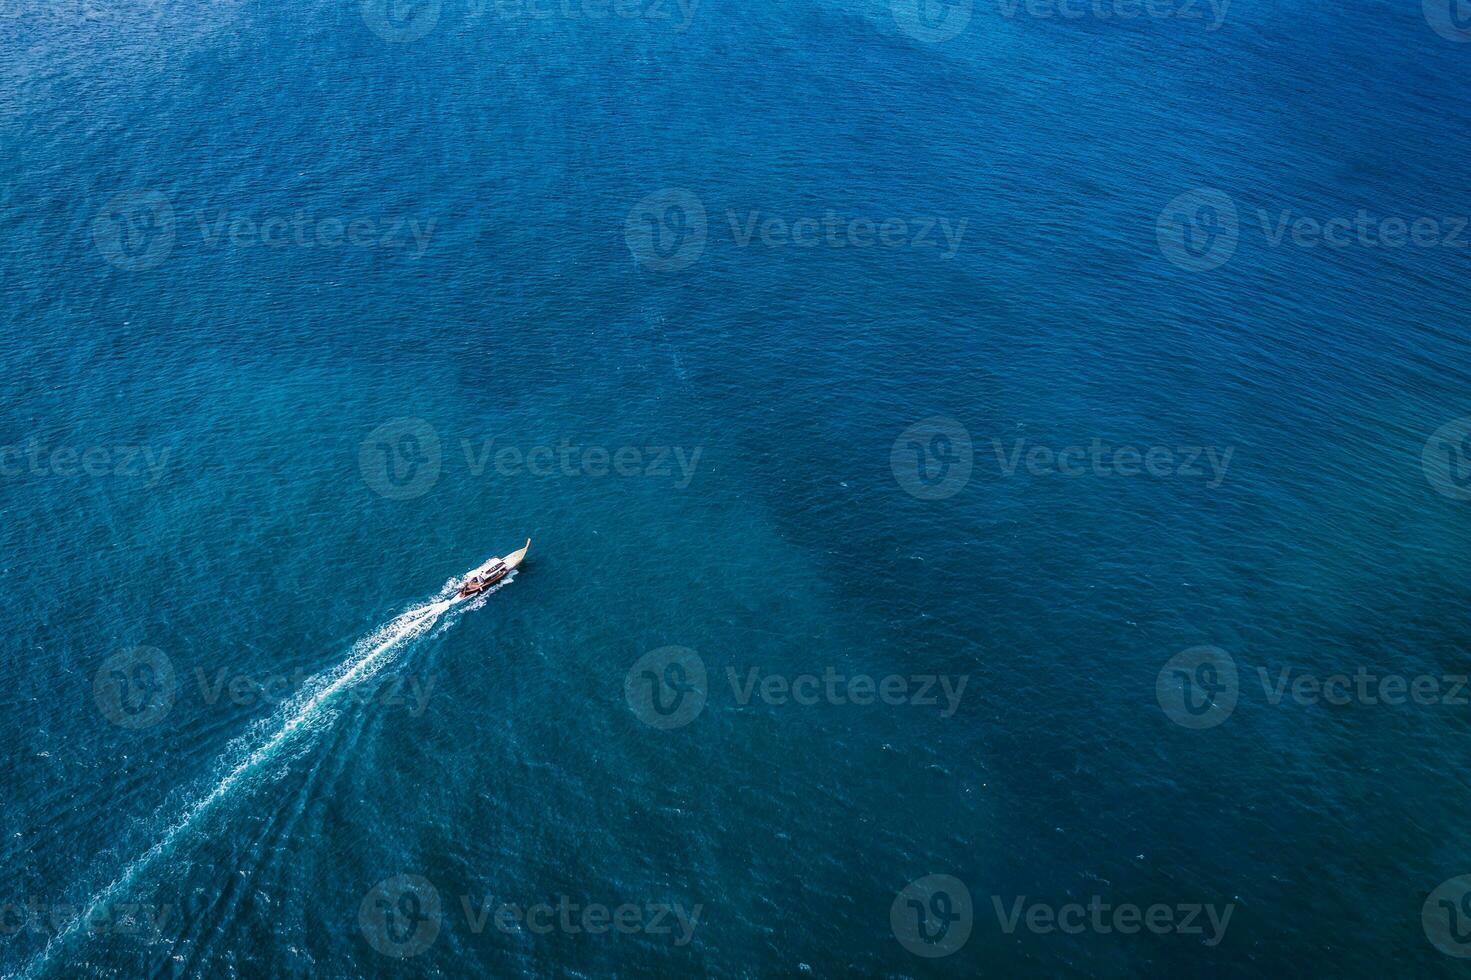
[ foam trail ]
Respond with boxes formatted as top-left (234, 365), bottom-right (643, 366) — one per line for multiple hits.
top-left (20, 594), bottom-right (460, 979)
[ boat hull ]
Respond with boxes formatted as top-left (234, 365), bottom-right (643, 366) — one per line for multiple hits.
top-left (455, 538), bottom-right (530, 600)
top-left (457, 566), bottom-right (507, 598)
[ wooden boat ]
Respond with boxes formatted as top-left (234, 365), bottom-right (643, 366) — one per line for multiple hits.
top-left (457, 539), bottom-right (530, 599)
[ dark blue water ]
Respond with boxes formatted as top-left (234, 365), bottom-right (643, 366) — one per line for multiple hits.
top-left (2, 0), bottom-right (1470, 975)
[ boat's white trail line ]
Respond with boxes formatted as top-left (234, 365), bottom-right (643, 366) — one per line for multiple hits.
top-left (20, 584), bottom-right (495, 979)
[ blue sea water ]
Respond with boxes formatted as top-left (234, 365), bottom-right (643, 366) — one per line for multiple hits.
top-left (1, 0), bottom-right (1470, 975)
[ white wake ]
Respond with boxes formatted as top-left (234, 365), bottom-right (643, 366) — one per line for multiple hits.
top-left (21, 576), bottom-right (507, 978)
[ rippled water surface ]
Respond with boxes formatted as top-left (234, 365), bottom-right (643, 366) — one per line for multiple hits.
top-left (1, 0), bottom-right (1469, 975)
